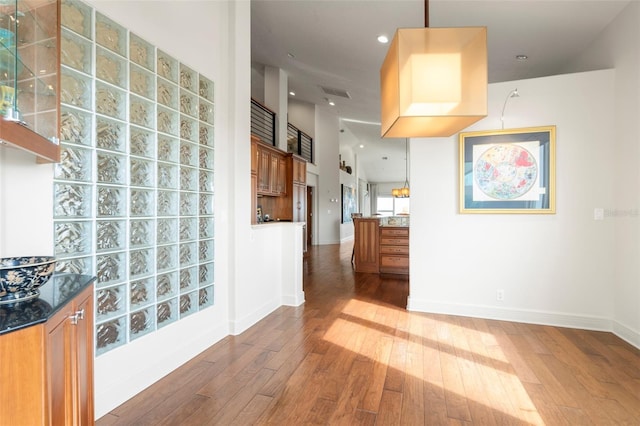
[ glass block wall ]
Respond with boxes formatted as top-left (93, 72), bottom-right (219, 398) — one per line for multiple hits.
top-left (54, 0), bottom-right (215, 356)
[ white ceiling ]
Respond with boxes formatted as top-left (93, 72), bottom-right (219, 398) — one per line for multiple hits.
top-left (251, 0), bottom-right (630, 182)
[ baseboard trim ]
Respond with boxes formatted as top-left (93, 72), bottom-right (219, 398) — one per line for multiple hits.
top-left (94, 319), bottom-right (229, 419)
top-left (612, 320), bottom-right (640, 349)
top-left (408, 298), bottom-right (605, 329)
top-left (407, 297), bottom-right (640, 349)
top-left (228, 297), bottom-right (280, 335)
top-left (282, 290), bottom-right (305, 307)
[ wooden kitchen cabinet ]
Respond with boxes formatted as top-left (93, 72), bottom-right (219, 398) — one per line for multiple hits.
top-left (0, 277), bottom-right (95, 425)
top-left (292, 156), bottom-right (306, 223)
top-left (251, 136), bottom-right (259, 223)
top-left (379, 227), bottom-right (409, 274)
top-left (251, 135), bottom-right (307, 224)
top-left (353, 219), bottom-right (410, 275)
top-left (257, 145), bottom-right (271, 193)
top-left (269, 153), bottom-right (287, 196)
top-left (353, 218), bottom-right (381, 273)
top-left (251, 135), bottom-right (259, 174)
top-left (47, 283), bottom-right (94, 425)
top-left (293, 155), bottom-right (306, 184)
top-left (256, 141), bottom-right (287, 196)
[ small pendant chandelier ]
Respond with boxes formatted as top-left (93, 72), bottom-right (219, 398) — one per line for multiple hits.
top-left (392, 139), bottom-right (410, 198)
top-left (380, 0), bottom-right (488, 138)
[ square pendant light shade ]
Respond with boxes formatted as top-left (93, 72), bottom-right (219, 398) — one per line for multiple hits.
top-left (381, 27), bottom-right (488, 138)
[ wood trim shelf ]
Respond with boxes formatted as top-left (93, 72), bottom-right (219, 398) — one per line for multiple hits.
top-left (0, 119), bottom-right (60, 163)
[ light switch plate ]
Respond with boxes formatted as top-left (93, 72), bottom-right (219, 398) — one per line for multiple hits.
top-left (594, 208), bottom-right (604, 220)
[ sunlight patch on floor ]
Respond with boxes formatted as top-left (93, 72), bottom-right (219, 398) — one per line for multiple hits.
top-left (321, 298), bottom-right (545, 424)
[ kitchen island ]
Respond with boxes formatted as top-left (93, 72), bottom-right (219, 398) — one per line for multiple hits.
top-left (353, 216), bottom-right (409, 275)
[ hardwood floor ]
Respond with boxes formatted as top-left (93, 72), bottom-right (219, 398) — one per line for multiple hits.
top-left (98, 244), bottom-right (640, 425)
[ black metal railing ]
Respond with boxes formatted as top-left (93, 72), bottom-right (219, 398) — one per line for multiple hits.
top-left (251, 98), bottom-right (276, 146)
top-left (287, 123), bottom-right (313, 164)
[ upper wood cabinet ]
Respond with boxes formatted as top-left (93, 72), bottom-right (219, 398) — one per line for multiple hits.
top-left (0, 0), bottom-right (60, 163)
top-left (251, 136), bottom-right (259, 223)
top-left (257, 146), bottom-right (271, 193)
top-left (293, 156), bottom-right (306, 184)
top-left (250, 135), bottom-right (307, 224)
top-left (251, 134), bottom-right (259, 174)
top-left (292, 155), bottom-right (306, 223)
top-left (269, 153), bottom-right (287, 196)
top-left (256, 140), bottom-right (287, 196)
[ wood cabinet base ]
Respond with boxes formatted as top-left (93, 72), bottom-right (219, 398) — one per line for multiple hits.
top-left (354, 218), bottom-right (409, 275)
top-left (0, 284), bottom-right (94, 425)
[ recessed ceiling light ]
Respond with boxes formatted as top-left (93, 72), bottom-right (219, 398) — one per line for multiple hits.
top-left (287, 52), bottom-right (295, 59)
top-left (377, 35), bottom-right (389, 44)
top-left (328, 100), bottom-right (335, 106)
top-left (516, 54), bottom-right (528, 61)
top-left (359, 144), bottom-right (364, 149)
top-left (289, 91), bottom-right (295, 96)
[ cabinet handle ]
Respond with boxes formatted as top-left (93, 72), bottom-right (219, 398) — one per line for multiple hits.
top-left (70, 308), bottom-right (85, 325)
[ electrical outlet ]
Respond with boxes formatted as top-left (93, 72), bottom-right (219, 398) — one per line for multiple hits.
top-left (496, 289), bottom-right (504, 301)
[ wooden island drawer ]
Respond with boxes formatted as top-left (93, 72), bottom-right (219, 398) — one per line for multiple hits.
top-left (380, 255), bottom-right (409, 272)
top-left (380, 245), bottom-right (409, 255)
top-left (380, 227), bottom-right (409, 238)
top-left (380, 237), bottom-right (408, 246)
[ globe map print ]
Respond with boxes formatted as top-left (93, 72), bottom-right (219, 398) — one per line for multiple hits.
top-left (473, 144), bottom-right (538, 200)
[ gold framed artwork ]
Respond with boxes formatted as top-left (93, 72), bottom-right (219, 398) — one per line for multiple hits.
top-left (459, 126), bottom-right (556, 214)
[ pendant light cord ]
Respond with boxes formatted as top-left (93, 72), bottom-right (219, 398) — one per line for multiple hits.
top-left (404, 138), bottom-right (410, 188)
top-left (424, 0), bottom-right (429, 28)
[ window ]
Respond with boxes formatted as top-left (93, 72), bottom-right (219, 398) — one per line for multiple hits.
top-left (377, 197), bottom-right (394, 216)
top-left (394, 197), bottom-right (411, 215)
top-left (376, 197), bottom-right (410, 216)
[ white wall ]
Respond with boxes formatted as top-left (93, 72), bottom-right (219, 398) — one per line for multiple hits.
top-left (288, 98), bottom-right (315, 139)
top-left (409, 69), bottom-right (625, 337)
top-left (339, 169), bottom-right (357, 241)
top-left (306, 172), bottom-right (320, 245)
top-left (232, 223), bottom-right (304, 334)
top-left (560, 0), bottom-right (640, 348)
top-left (0, 149), bottom-right (55, 256)
top-left (339, 128), bottom-right (365, 242)
top-left (315, 107), bottom-right (341, 245)
top-left (376, 182), bottom-right (405, 197)
top-left (250, 65), bottom-right (265, 102)
top-left (264, 66), bottom-right (288, 152)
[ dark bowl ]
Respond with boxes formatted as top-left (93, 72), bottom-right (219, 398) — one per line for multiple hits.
top-left (0, 256), bottom-right (56, 304)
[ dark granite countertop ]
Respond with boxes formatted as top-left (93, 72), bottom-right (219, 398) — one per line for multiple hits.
top-left (0, 273), bottom-right (96, 336)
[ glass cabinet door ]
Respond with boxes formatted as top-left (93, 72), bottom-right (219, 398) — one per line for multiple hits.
top-left (0, 0), bottom-right (59, 162)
